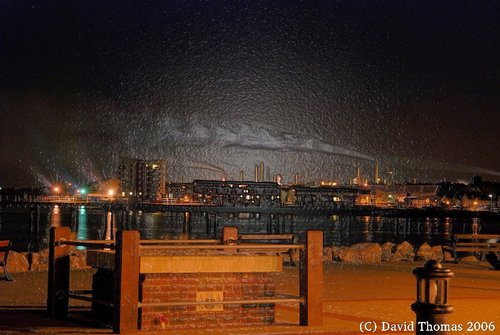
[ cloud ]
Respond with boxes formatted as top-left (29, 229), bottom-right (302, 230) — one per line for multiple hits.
top-left (168, 124), bottom-right (374, 161)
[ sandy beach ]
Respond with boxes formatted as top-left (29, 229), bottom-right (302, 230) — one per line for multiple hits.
top-left (1, 261), bottom-right (499, 335)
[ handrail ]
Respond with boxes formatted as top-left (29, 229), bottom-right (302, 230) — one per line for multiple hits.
top-left (57, 239), bottom-right (303, 250)
top-left (67, 290), bottom-right (113, 307)
top-left (57, 238), bottom-right (222, 247)
top-left (57, 240), bottom-right (115, 249)
top-left (239, 234), bottom-right (295, 240)
top-left (139, 243), bottom-right (304, 250)
top-left (140, 239), bottom-right (220, 244)
top-left (139, 296), bottom-right (303, 308)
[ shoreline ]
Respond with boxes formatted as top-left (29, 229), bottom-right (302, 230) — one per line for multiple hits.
top-left (1, 201), bottom-right (500, 219)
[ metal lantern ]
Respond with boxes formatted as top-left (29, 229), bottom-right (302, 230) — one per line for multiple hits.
top-left (411, 260), bottom-right (454, 335)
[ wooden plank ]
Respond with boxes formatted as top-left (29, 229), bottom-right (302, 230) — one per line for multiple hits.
top-left (454, 234), bottom-right (500, 239)
top-left (455, 243), bottom-right (500, 247)
top-left (113, 230), bottom-right (140, 334)
top-left (454, 247), bottom-right (500, 251)
top-left (139, 243), bottom-right (302, 250)
top-left (300, 230), bottom-right (323, 326)
top-left (47, 227), bottom-right (70, 318)
top-left (240, 234), bottom-right (295, 240)
top-left (139, 255), bottom-right (282, 273)
top-left (140, 239), bottom-right (219, 244)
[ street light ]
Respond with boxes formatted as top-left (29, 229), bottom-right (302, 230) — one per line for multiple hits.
top-left (412, 260), bottom-right (454, 335)
top-left (53, 186), bottom-right (60, 201)
top-left (489, 194), bottom-right (494, 211)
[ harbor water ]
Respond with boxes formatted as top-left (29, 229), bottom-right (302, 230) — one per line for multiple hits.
top-left (0, 205), bottom-right (499, 253)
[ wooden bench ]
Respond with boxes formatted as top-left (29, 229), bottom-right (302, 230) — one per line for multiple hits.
top-left (0, 240), bottom-right (13, 281)
top-left (442, 234), bottom-right (500, 263)
top-left (237, 233), bottom-right (298, 265)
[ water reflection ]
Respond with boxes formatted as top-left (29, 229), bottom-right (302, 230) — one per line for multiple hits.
top-left (77, 206), bottom-right (88, 241)
top-left (50, 205), bottom-right (61, 227)
top-left (1, 205), bottom-right (499, 252)
top-left (104, 211), bottom-right (116, 241)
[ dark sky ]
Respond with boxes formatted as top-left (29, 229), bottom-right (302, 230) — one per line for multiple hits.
top-left (1, 0), bottom-right (499, 187)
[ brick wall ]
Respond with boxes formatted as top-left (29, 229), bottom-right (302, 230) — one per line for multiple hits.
top-left (140, 272), bottom-right (276, 330)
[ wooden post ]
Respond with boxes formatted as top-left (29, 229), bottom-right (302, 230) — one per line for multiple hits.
top-left (222, 226), bottom-right (238, 244)
top-left (113, 230), bottom-right (140, 334)
top-left (47, 226), bottom-right (71, 318)
top-left (300, 230), bottom-right (323, 326)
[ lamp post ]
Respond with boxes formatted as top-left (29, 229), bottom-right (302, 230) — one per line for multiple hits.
top-left (412, 260), bottom-right (453, 335)
top-left (489, 194), bottom-right (493, 211)
top-left (54, 186), bottom-right (60, 202)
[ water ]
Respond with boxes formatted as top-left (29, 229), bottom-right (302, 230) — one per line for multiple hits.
top-left (0, 205), bottom-right (499, 252)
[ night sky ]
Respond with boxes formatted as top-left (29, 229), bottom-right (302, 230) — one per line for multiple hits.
top-left (1, 1), bottom-right (499, 187)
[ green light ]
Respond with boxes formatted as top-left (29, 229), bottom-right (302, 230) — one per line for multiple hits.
top-left (80, 188), bottom-right (86, 195)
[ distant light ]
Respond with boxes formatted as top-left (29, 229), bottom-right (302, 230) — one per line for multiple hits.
top-left (129, 192), bottom-right (133, 196)
top-left (80, 188), bottom-right (86, 195)
top-left (108, 189), bottom-right (115, 196)
top-left (54, 187), bottom-right (60, 193)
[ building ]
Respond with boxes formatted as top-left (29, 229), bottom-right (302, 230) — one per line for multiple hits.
top-left (370, 184), bottom-right (440, 208)
top-left (118, 158), bottom-right (167, 200)
top-left (192, 180), bottom-right (280, 207)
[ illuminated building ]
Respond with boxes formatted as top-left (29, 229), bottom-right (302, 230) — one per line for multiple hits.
top-left (118, 158), bottom-right (167, 200)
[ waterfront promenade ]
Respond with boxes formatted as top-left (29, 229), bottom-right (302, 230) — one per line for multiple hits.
top-left (0, 261), bottom-right (498, 334)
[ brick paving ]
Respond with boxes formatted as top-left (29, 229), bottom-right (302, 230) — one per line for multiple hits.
top-left (0, 262), bottom-right (499, 334)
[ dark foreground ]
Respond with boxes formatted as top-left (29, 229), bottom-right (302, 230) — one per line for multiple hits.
top-left (1, 262), bottom-right (499, 334)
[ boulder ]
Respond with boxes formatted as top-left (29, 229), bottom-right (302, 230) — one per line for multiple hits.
top-left (30, 249), bottom-right (50, 272)
top-left (323, 247), bottom-right (333, 262)
top-left (430, 246), bottom-right (444, 262)
top-left (390, 241), bottom-right (415, 261)
top-left (459, 255), bottom-right (479, 263)
top-left (331, 247), bottom-right (343, 261)
top-left (381, 242), bottom-right (395, 262)
top-left (417, 243), bottom-right (433, 261)
top-left (71, 249), bottom-right (91, 270)
top-left (339, 243), bottom-right (382, 264)
top-left (6, 251), bottom-right (29, 273)
top-left (442, 249), bottom-right (454, 262)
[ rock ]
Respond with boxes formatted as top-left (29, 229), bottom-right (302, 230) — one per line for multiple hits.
top-left (339, 243), bottom-right (382, 264)
top-left (417, 243), bottom-right (433, 261)
top-left (442, 249), bottom-right (454, 262)
top-left (6, 251), bottom-right (29, 273)
top-left (459, 255), bottom-right (479, 263)
top-left (71, 249), bottom-right (91, 270)
top-left (323, 247), bottom-right (333, 262)
top-left (390, 241), bottom-right (415, 261)
top-left (381, 242), bottom-right (395, 262)
top-left (331, 247), bottom-right (343, 261)
top-left (430, 246), bottom-right (443, 262)
top-left (30, 248), bottom-right (90, 271)
top-left (30, 249), bottom-right (50, 272)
